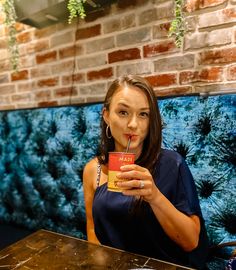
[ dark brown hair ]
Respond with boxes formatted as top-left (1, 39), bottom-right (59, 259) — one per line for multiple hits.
top-left (98, 75), bottom-right (162, 176)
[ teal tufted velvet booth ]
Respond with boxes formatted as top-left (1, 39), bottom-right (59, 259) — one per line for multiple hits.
top-left (0, 94), bottom-right (235, 269)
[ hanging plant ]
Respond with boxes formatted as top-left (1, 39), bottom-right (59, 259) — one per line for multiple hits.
top-left (0, 0), bottom-right (19, 72)
top-left (169, 0), bottom-right (186, 48)
top-left (67, 0), bottom-right (87, 24)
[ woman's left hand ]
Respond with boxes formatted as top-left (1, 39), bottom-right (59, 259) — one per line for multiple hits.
top-left (116, 164), bottom-right (159, 203)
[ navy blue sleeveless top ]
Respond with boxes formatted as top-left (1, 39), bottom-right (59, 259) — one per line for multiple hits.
top-left (92, 149), bottom-right (209, 269)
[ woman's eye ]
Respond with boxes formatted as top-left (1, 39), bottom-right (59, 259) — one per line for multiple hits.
top-left (140, 112), bottom-right (149, 118)
top-left (119, 110), bottom-right (128, 116)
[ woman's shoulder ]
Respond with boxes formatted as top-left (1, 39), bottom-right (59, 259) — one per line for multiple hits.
top-left (84, 157), bottom-right (98, 175)
top-left (158, 149), bottom-right (192, 179)
top-left (83, 157), bottom-right (101, 190)
top-left (160, 148), bottom-right (184, 164)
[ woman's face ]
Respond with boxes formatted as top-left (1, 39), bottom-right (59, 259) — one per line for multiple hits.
top-left (103, 85), bottom-right (150, 158)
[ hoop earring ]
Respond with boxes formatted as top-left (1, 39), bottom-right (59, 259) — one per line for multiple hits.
top-left (106, 125), bottom-right (112, 139)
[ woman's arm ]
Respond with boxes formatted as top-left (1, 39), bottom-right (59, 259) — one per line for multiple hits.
top-left (148, 190), bottom-right (200, 252)
top-left (116, 164), bottom-right (200, 252)
top-left (83, 159), bottom-right (100, 245)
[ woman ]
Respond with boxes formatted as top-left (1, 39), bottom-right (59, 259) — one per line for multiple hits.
top-left (83, 75), bottom-right (209, 269)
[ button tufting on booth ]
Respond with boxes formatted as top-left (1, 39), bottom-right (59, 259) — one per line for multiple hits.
top-left (0, 94), bottom-right (235, 269)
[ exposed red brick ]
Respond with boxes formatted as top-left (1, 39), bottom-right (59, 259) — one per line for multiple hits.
top-left (0, 97), bottom-right (9, 104)
top-left (34, 26), bottom-right (57, 39)
top-left (35, 90), bottom-right (51, 99)
top-left (37, 77), bottom-right (59, 88)
top-left (54, 87), bottom-right (77, 97)
top-left (153, 23), bottom-right (171, 39)
top-left (199, 67), bottom-right (223, 81)
top-left (11, 70), bottom-right (29, 81)
top-left (227, 65), bottom-right (236, 80)
top-left (87, 67), bottom-right (113, 81)
top-left (0, 84), bottom-right (16, 94)
top-left (223, 7), bottom-right (236, 19)
top-left (179, 71), bottom-right (199, 84)
top-left (15, 23), bottom-right (25, 32)
top-left (38, 101), bottom-right (58, 107)
top-left (59, 44), bottom-right (83, 59)
top-left (11, 93), bottom-right (31, 102)
top-left (108, 48), bottom-right (141, 63)
top-left (154, 86), bottom-right (192, 97)
top-left (36, 51), bottom-right (57, 64)
top-left (185, 0), bottom-right (200, 12)
top-left (143, 41), bottom-right (176, 58)
top-left (62, 73), bottom-right (85, 85)
top-left (185, 0), bottom-right (226, 12)
top-left (201, 0), bottom-right (226, 8)
top-left (85, 96), bottom-right (103, 103)
top-left (3, 26), bottom-right (9, 36)
top-left (0, 105), bottom-right (16, 110)
top-left (17, 31), bottom-right (31, 43)
top-left (76, 25), bottom-right (101, 40)
top-left (0, 38), bottom-right (7, 49)
top-left (0, 74), bottom-right (9, 84)
top-left (20, 56), bottom-right (34, 69)
top-left (199, 48), bottom-right (236, 64)
top-left (195, 83), bottom-right (236, 93)
top-left (30, 67), bottom-right (51, 78)
top-left (27, 40), bottom-right (49, 54)
top-left (145, 74), bottom-right (177, 87)
top-left (0, 60), bottom-right (10, 72)
top-left (51, 60), bottom-right (74, 74)
top-left (17, 82), bottom-right (36, 92)
top-left (0, 14), bottom-right (5, 24)
top-left (180, 67), bottom-right (223, 84)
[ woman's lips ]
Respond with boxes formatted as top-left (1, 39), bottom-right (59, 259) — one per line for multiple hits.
top-left (125, 134), bottom-right (138, 140)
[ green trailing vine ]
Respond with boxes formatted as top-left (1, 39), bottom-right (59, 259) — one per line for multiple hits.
top-left (169, 0), bottom-right (186, 48)
top-left (0, 0), bottom-right (186, 72)
top-left (67, 0), bottom-right (186, 47)
top-left (67, 0), bottom-right (87, 24)
top-left (1, 0), bottom-right (19, 72)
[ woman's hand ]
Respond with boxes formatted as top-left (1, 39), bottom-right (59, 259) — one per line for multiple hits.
top-left (116, 164), bottom-right (200, 252)
top-left (116, 164), bottom-right (159, 203)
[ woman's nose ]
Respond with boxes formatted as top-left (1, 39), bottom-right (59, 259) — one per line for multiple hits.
top-left (127, 115), bottom-right (138, 129)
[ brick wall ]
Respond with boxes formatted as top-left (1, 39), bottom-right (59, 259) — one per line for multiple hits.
top-left (0, 0), bottom-right (235, 110)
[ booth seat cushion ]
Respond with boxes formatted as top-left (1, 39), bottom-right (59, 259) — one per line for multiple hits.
top-left (0, 94), bottom-right (235, 269)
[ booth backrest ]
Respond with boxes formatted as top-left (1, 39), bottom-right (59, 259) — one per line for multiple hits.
top-left (0, 104), bottom-right (102, 239)
top-left (0, 94), bottom-right (235, 268)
